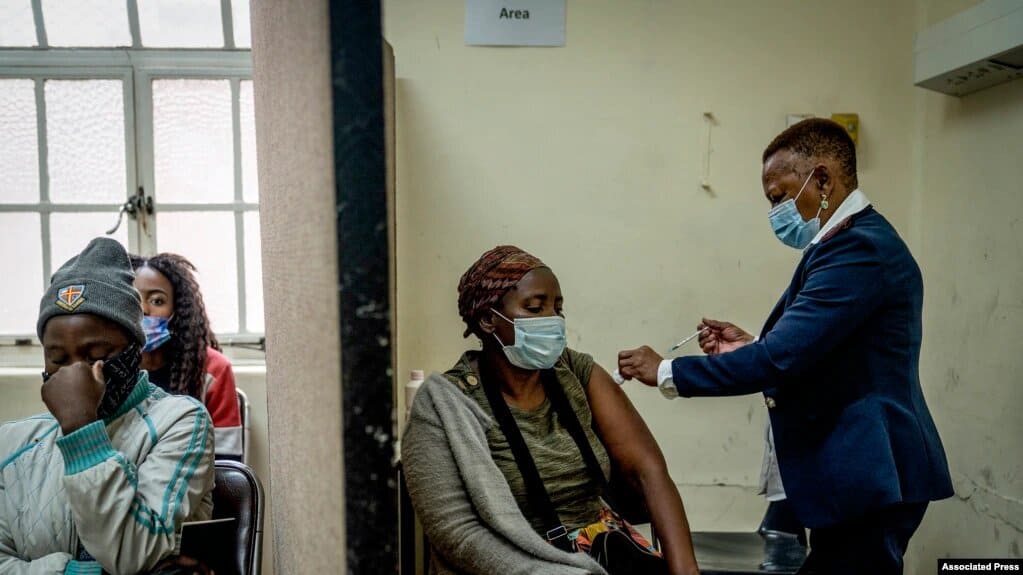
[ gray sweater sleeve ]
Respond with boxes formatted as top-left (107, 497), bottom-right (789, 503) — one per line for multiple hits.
top-left (401, 376), bottom-right (604, 575)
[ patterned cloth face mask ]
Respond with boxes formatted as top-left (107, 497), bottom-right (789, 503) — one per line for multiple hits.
top-left (491, 309), bottom-right (567, 370)
top-left (141, 315), bottom-right (173, 353)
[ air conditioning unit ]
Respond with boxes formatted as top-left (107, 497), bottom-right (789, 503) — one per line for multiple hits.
top-left (914, 0), bottom-right (1023, 97)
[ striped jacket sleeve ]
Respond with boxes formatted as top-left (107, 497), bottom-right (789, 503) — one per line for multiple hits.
top-left (55, 398), bottom-right (214, 575)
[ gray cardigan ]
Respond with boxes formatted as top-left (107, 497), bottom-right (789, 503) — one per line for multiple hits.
top-left (401, 373), bottom-right (606, 575)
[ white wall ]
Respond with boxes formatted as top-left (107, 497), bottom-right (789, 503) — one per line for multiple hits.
top-left (385, 0), bottom-right (920, 531)
top-left (904, 1), bottom-right (1023, 570)
top-left (2, 1), bottom-right (1019, 570)
top-left (385, 0), bottom-right (1023, 567)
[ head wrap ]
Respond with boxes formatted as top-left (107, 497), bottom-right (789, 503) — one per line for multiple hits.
top-left (457, 245), bottom-right (547, 338)
top-left (37, 237), bottom-right (145, 345)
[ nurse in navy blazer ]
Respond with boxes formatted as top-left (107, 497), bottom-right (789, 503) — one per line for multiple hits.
top-left (619, 119), bottom-right (953, 575)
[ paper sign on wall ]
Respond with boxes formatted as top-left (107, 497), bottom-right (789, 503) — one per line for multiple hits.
top-left (465, 0), bottom-right (566, 47)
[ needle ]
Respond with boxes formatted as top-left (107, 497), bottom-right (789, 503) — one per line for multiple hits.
top-left (667, 328), bottom-right (709, 354)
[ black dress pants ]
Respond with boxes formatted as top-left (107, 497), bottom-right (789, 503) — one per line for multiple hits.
top-left (797, 502), bottom-right (929, 575)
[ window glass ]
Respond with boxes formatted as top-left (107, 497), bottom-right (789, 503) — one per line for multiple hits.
top-left (0, 14), bottom-right (260, 337)
top-left (0, 214), bottom-right (43, 335)
top-left (243, 211), bottom-right (263, 332)
top-left (42, 0), bottom-right (132, 47)
top-left (0, 0), bottom-right (37, 47)
top-left (138, 0), bottom-right (223, 48)
top-left (49, 213), bottom-right (129, 272)
top-left (239, 80), bottom-right (259, 203)
top-left (157, 211), bottom-right (239, 333)
top-left (0, 79), bottom-right (40, 204)
top-left (232, 0), bottom-right (251, 48)
top-left (153, 79), bottom-right (234, 204)
top-left (46, 80), bottom-right (127, 204)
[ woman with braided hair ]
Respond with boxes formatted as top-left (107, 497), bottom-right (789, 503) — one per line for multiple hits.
top-left (402, 245), bottom-right (699, 575)
top-left (130, 252), bottom-right (243, 461)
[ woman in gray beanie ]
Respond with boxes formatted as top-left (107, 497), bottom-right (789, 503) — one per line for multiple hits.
top-left (0, 237), bottom-right (215, 574)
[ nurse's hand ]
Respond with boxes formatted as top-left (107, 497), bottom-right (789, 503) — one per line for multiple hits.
top-left (617, 346), bottom-right (663, 386)
top-left (698, 318), bottom-right (754, 355)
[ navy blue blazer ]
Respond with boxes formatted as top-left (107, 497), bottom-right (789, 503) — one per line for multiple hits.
top-left (672, 206), bottom-right (953, 528)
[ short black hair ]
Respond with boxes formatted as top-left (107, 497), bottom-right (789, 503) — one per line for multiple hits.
top-left (762, 118), bottom-right (858, 189)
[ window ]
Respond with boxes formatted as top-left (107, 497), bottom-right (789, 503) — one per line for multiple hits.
top-left (0, 1), bottom-right (260, 342)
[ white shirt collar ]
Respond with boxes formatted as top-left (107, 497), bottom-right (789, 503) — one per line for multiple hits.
top-left (810, 188), bottom-right (871, 245)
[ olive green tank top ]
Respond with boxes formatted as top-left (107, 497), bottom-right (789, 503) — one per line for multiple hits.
top-left (442, 348), bottom-right (611, 534)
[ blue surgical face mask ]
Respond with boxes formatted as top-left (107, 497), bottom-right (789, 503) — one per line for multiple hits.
top-left (491, 309), bottom-right (567, 370)
top-left (141, 315), bottom-right (173, 353)
top-left (768, 170), bottom-right (822, 250)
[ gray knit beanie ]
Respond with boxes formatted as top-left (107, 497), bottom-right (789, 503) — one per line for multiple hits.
top-left (37, 237), bottom-right (145, 345)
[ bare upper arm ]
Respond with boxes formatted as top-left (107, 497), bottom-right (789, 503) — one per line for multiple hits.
top-left (585, 363), bottom-right (670, 478)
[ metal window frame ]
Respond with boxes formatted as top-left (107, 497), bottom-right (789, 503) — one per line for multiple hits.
top-left (0, 46), bottom-right (259, 345)
top-left (30, 0), bottom-right (47, 48)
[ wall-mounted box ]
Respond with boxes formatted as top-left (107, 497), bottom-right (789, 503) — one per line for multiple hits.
top-left (914, 0), bottom-right (1023, 97)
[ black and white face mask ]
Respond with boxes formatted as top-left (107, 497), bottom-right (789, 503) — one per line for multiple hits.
top-left (42, 341), bottom-right (142, 419)
top-left (97, 342), bottom-right (142, 418)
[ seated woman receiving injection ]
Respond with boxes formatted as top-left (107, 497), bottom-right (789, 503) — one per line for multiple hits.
top-left (402, 246), bottom-right (699, 575)
top-left (130, 253), bottom-right (243, 461)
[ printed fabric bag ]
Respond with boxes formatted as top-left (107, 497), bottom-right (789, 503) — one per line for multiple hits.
top-left (574, 506), bottom-right (667, 574)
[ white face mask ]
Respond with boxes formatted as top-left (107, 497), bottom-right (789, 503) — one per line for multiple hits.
top-left (491, 309), bottom-right (567, 370)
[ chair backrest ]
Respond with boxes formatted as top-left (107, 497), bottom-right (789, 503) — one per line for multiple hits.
top-left (200, 460), bottom-right (265, 575)
top-left (235, 388), bottom-right (251, 464)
